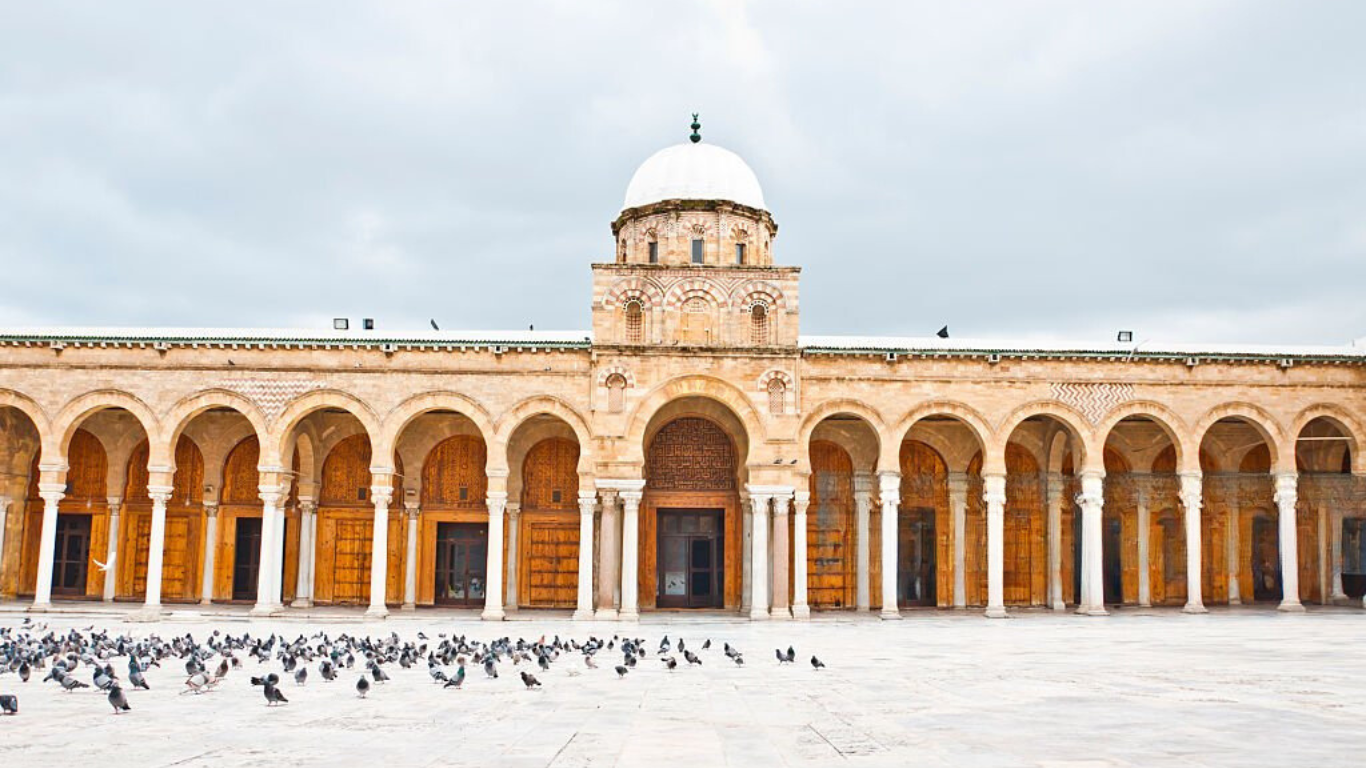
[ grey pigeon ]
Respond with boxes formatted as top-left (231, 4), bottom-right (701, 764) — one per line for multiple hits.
top-left (356, 675), bottom-right (370, 698)
top-left (108, 684), bottom-right (131, 714)
top-left (60, 676), bottom-right (89, 692)
top-left (129, 667), bottom-right (150, 690)
top-left (614, 665), bottom-right (629, 678)
top-left (811, 656), bottom-right (826, 670)
top-left (520, 671), bottom-right (541, 689)
top-left (0, 694), bottom-right (16, 714)
top-left (264, 683), bottom-right (288, 706)
top-left (294, 667), bottom-right (308, 686)
top-left (443, 665), bottom-right (465, 689)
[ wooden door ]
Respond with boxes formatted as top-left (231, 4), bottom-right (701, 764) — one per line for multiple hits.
top-left (1004, 445), bottom-right (1045, 605)
top-left (232, 517), bottom-right (261, 600)
top-left (52, 515), bottom-right (91, 596)
top-left (332, 518), bottom-right (372, 604)
top-left (1251, 514), bottom-right (1281, 601)
top-left (809, 441), bottom-right (854, 608)
top-left (899, 508), bottom-right (936, 606)
top-left (521, 518), bottom-right (578, 608)
top-left (434, 522), bottom-right (486, 606)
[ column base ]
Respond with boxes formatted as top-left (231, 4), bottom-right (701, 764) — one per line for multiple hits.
top-left (985, 606), bottom-right (1008, 619)
top-left (1138, 601), bottom-right (1152, 609)
top-left (248, 603), bottom-right (281, 618)
top-left (791, 604), bottom-right (811, 620)
top-left (401, 603), bottom-right (416, 612)
top-left (595, 608), bottom-right (619, 621)
top-left (480, 607), bottom-right (505, 621)
top-left (103, 596), bottom-right (116, 604)
top-left (1050, 601), bottom-right (1066, 611)
top-left (618, 609), bottom-right (639, 622)
top-left (1078, 606), bottom-right (1109, 616)
top-left (1182, 602), bottom-right (1207, 614)
top-left (28, 602), bottom-right (52, 613)
top-left (749, 608), bottom-right (771, 620)
top-left (1277, 599), bottom-right (1305, 613)
top-left (364, 605), bottom-right (389, 620)
top-left (1229, 597), bottom-right (1242, 606)
top-left (879, 608), bottom-right (902, 620)
top-left (290, 598), bottom-right (312, 609)
top-left (571, 609), bottom-right (595, 621)
top-left (128, 606), bottom-right (165, 622)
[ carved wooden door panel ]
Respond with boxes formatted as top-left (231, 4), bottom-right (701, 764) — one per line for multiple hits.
top-left (808, 441), bottom-right (854, 609)
top-left (130, 515), bottom-right (151, 596)
top-left (161, 516), bottom-right (191, 600)
top-left (523, 519), bottom-right (578, 607)
top-left (332, 519), bottom-right (372, 604)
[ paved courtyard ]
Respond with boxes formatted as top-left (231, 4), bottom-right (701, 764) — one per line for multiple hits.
top-left (0, 606), bottom-right (1362, 767)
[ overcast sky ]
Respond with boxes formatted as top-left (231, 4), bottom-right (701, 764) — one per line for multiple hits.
top-left (2, 2), bottom-right (1363, 344)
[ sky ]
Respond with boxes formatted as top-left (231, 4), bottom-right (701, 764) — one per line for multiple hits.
top-left (1, 1), bottom-right (1363, 344)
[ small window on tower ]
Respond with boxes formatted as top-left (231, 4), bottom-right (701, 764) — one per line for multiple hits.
top-left (767, 378), bottom-right (786, 415)
top-left (736, 243), bottom-right (746, 264)
top-left (605, 373), bottom-right (628, 412)
top-left (648, 241), bottom-right (659, 264)
top-left (691, 239), bottom-right (704, 264)
top-left (624, 301), bottom-right (644, 343)
top-left (751, 303), bottom-right (770, 345)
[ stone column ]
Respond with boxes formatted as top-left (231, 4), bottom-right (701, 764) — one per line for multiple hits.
top-left (1135, 487), bottom-right (1151, 608)
top-left (619, 489), bottom-right (642, 621)
top-left (1274, 473), bottom-right (1303, 611)
top-left (1045, 473), bottom-right (1065, 611)
top-left (574, 491), bottom-right (596, 620)
top-left (104, 498), bottom-right (122, 602)
top-left (139, 486), bottom-right (174, 615)
top-left (1330, 506), bottom-right (1346, 600)
top-left (983, 473), bottom-right (1007, 619)
top-left (740, 496), bottom-right (753, 613)
top-left (31, 485), bottom-right (65, 611)
top-left (1179, 472), bottom-right (1206, 613)
top-left (0, 496), bottom-right (8, 595)
top-left (947, 473), bottom-right (968, 610)
top-left (365, 484), bottom-right (393, 620)
top-left (250, 486), bottom-right (284, 616)
top-left (596, 490), bottom-right (619, 619)
top-left (1077, 471), bottom-right (1107, 616)
top-left (791, 490), bottom-right (811, 619)
top-left (749, 493), bottom-right (771, 620)
top-left (1317, 504), bottom-right (1329, 604)
top-left (878, 472), bottom-right (901, 619)
top-left (854, 473), bottom-right (873, 611)
top-left (291, 501), bottom-right (315, 608)
top-left (505, 502), bottom-right (521, 612)
top-left (771, 492), bottom-right (791, 619)
top-left (482, 491), bottom-right (507, 621)
top-left (1227, 501), bottom-right (1242, 605)
top-left (200, 502), bottom-right (218, 605)
top-left (402, 502), bottom-right (419, 611)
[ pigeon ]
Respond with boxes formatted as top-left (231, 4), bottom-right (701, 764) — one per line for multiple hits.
top-left (443, 665), bottom-right (466, 689)
top-left (107, 684), bottom-right (131, 714)
top-left (264, 682), bottom-right (289, 706)
top-left (811, 656), bottom-right (826, 670)
top-left (93, 667), bottom-right (115, 691)
top-left (520, 671), bottom-right (541, 689)
top-left (428, 665), bottom-right (447, 684)
top-left (785, 646), bottom-right (797, 663)
top-left (129, 666), bottom-right (150, 690)
top-left (0, 694), bottom-right (16, 715)
top-left (483, 657), bottom-right (498, 679)
top-left (182, 672), bottom-right (212, 694)
top-left (319, 661), bottom-right (337, 681)
top-left (18, 662), bottom-right (30, 683)
top-left (583, 654), bottom-right (597, 670)
top-left (661, 657), bottom-right (678, 671)
top-left (658, 636), bottom-right (671, 654)
top-left (60, 676), bottom-right (89, 692)
top-left (614, 665), bottom-right (629, 678)
top-left (356, 676), bottom-right (370, 698)
top-left (294, 667), bottom-right (308, 686)
top-left (684, 650), bottom-right (702, 666)
top-left (701, 639), bottom-right (711, 650)
top-left (369, 663), bottom-right (390, 684)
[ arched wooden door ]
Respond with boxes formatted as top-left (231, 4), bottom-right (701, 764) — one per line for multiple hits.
top-left (519, 438), bottom-right (580, 608)
top-left (419, 434), bottom-right (489, 607)
top-left (807, 440), bottom-right (855, 609)
top-left (900, 440), bottom-right (949, 607)
top-left (22, 428), bottom-right (107, 599)
top-left (120, 436), bottom-right (204, 602)
top-left (315, 434), bottom-right (403, 605)
top-left (1004, 444), bottom-right (1045, 605)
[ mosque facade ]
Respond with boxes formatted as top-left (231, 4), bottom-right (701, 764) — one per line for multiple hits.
top-left (1, 127), bottom-right (1364, 621)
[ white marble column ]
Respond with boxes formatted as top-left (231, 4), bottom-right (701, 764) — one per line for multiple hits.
top-left (983, 473), bottom-right (1007, 618)
top-left (1274, 472), bottom-right (1304, 611)
top-left (854, 474), bottom-right (873, 611)
top-left (402, 503), bottom-right (419, 611)
top-left (200, 502), bottom-right (218, 605)
top-left (740, 496), bottom-right (753, 613)
top-left (574, 491), bottom-right (596, 620)
top-left (878, 472), bottom-right (901, 619)
top-left (791, 490), bottom-right (811, 619)
top-left (504, 502), bottom-right (521, 612)
top-left (103, 498), bottom-right (122, 602)
top-left (596, 491), bottom-right (619, 619)
top-left (619, 489), bottom-right (642, 621)
top-left (948, 473), bottom-right (969, 610)
top-left (140, 486), bottom-right (173, 615)
top-left (1135, 488), bottom-right (1151, 608)
top-left (291, 501), bottom-right (315, 608)
top-left (1227, 501), bottom-right (1242, 605)
top-left (1330, 506), bottom-right (1346, 600)
top-left (250, 487), bottom-right (284, 616)
top-left (1179, 472), bottom-right (1206, 613)
top-left (482, 491), bottom-right (507, 621)
top-left (1045, 473), bottom-right (1065, 611)
top-left (365, 484), bottom-right (393, 620)
top-left (1317, 504), bottom-right (1329, 605)
top-left (1077, 471), bottom-right (1107, 616)
top-left (772, 492), bottom-right (792, 619)
top-left (749, 493), bottom-right (771, 620)
top-left (32, 484), bottom-right (65, 611)
top-left (0, 496), bottom-right (8, 594)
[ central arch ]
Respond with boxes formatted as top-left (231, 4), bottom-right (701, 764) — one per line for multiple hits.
top-left (640, 396), bottom-right (750, 611)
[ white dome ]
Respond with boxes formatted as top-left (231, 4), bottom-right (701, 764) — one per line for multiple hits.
top-left (622, 142), bottom-right (766, 211)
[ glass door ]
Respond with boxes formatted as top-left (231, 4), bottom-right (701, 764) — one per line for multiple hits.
top-left (52, 515), bottom-right (91, 596)
top-left (435, 522), bottom-right (487, 606)
top-left (232, 517), bottom-right (262, 600)
top-left (657, 509), bottom-right (723, 608)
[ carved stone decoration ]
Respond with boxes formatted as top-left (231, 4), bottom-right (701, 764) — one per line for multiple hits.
top-left (646, 417), bottom-right (736, 491)
top-left (217, 379), bottom-right (325, 422)
top-left (1051, 382), bottom-right (1135, 425)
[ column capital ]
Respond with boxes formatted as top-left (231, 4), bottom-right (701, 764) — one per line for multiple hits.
top-left (404, 501), bottom-right (420, 518)
top-left (147, 485), bottom-right (175, 505)
top-left (299, 498), bottom-right (318, 514)
top-left (877, 471), bottom-right (901, 497)
top-left (38, 484), bottom-right (66, 505)
top-left (203, 500), bottom-right (220, 518)
top-left (1076, 471), bottom-right (1104, 506)
top-left (947, 471), bottom-right (971, 496)
top-left (982, 473), bottom-right (1006, 504)
top-left (577, 491), bottom-right (598, 513)
top-left (792, 490), bottom-right (810, 513)
top-left (1273, 472), bottom-right (1298, 504)
top-left (619, 489), bottom-right (644, 505)
top-left (773, 494), bottom-right (791, 517)
top-left (257, 485), bottom-right (288, 506)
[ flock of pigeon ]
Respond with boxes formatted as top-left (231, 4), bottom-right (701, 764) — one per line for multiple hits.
top-left (0, 617), bottom-right (826, 716)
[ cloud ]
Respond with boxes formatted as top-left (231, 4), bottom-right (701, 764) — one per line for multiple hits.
top-left (0, 1), bottom-right (1362, 343)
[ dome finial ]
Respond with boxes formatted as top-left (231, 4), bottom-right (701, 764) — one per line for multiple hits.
top-left (689, 113), bottom-right (701, 144)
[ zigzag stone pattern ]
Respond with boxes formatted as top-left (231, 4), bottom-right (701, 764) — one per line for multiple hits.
top-left (218, 379), bottom-right (325, 422)
top-left (1051, 382), bottom-right (1134, 425)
